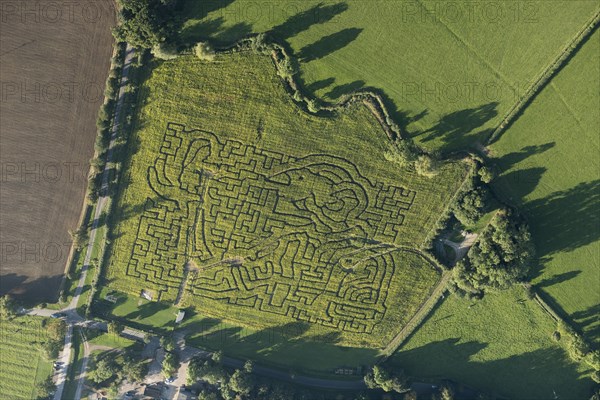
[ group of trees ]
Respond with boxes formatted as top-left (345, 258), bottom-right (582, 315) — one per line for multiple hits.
top-left (450, 209), bottom-right (534, 297)
top-left (452, 162), bottom-right (495, 227)
top-left (113, 0), bottom-right (180, 49)
top-left (364, 365), bottom-right (410, 393)
top-left (41, 318), bottom-right (66, 359)
top-left (384, 139), bottom-right (439, 177)
top-left (160, 335), bottom-right (180, 377)
top-left (188, 353), bottom-right (255, 400)
top-left (88, 348), bottom-right (146, 393)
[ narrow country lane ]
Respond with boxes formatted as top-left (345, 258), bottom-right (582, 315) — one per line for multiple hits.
top-left (27, 44), bottom-right (135, 400)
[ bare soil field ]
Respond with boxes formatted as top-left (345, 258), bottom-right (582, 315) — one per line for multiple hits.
top-left (0, 0), bottom-right (115, 301)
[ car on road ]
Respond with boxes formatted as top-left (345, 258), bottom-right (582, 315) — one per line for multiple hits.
top-left (51, 312), bottom-right (66, 319)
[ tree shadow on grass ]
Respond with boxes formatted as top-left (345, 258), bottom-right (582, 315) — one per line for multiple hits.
top-left (527, 179), bottom-right (600, 257)
top-left (326, 80), bottom-right (365, 99)
top-left (177, 0), bottom-right (236, 43)
top-left (305, 77), bottom-right (336, 93)
top-left (495, 167), bottom-right (547, 201)
top-left (425, 106), bottom-right (493, 149)
top-left (537, 270), bottom-right (582, 289)
top-left (571, 304), bottom-right (600, 344)
top-left (124, 300), bottom-right (172, 321)
top-left (183, 319), bottom-right (378, 375)
top-left (496, 142), bottom-right (555, 168)
top-left (298, 28), bottom-right (363, 62)
top-left (413, 102), bottom-right (499, 153)
top-left (269, 2), bottom-right (349, 40)
top-left (391, 339), bottom-right (592, 398)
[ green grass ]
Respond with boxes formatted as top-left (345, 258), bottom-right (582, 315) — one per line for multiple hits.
top-left (390, 287), bottom-right (594, 398)
top-left (0, 316), bottom-right (57, 399)
top-left (178, 0), bottom-right (598, 153)
top-left (181, 311), bottom-right (375, 378)
top-left (87, 331), bottom-right (137, 350)
top-left (490, 29), bottom-right (600, 343)
top-left (94, 288), bottom-right (179, 332)
top-left (104, 50), bottom-right (467, 353)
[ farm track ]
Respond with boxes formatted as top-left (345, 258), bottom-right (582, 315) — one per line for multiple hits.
top-left (380, 271), bottom-right (451, 359)
top-left (69, 45), bottom-right (136, 400)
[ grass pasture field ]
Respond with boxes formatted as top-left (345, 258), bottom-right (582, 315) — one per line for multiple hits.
top-left (0, 316), bottom-right (57, 399)
top-left (391, 287), bottom-right (594, 398)
top-left (103, 50), bottom-right (468, 355)
top-left (0, 0), bottom-right (115, 301)
top-left (177, 0), bottom-right (599, 153)
top-left (491, 29), bottom-right (600, 343)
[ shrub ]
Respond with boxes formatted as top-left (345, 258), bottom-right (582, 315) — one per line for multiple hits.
top-left (478, 165), bottom-right (495, 183)
top-left (453, 186), bottom-right (490, 226)
top-left (552, 331), bottom-right (561, 342)
top-left (306, 99), bottom-right (321, 113)
top-left (194, 42), bottom-right (216, 61)
top-left (152, 42), bottom-right (179, 60)
top-left (249, 33), bottom-right (269, 54)
top-left (415, 154), bottom-right (438, 177)
top-left (276, 57), bottom-right (296, 78)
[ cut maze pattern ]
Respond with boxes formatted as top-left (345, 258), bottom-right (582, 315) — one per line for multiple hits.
top-left (127, 123), bottom-right (419, 333)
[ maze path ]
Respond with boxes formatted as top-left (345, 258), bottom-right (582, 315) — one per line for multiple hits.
top-left (127, 123), bottom-right (418, 333)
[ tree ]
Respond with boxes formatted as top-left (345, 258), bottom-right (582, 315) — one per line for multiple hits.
top-left (47, 319), bottom-right (66, 342)
top-left (478, 166), bottom-right (495, 183)
top-left (108, 321), bottom-right (123, 336)
top-left (243, 359), bottom-right (254, 373)
top-left (453, 186), bottom-right (489, 226)
top-left (89, 357), bottom-right (118, 384)
top-left (160, 335), bottom-right (175, 352)
top-left (69, 226), bottom-right (89, 251)
top-left (0, 295), bottom-right (16, 319)
top-left (436, 383), bottom-right (455, 400)
top-left (112, 0), bottom-right (177, 48)
top-left (162, 352), bottom-right (179, 378)
top-left (364, 365), bottom-right (410, 393)
top-left (152, 42), bottom-right (179, 60)
top-left (451, 209), bottom-right (534, 296)
top-left (123, 355), bottom-right (146, 383)
top-left (198, 390), bottom-right (220, 400)
top-left (212, 350), bottom-right (223, 363)
top-left (228, 369), bottom-right (253, 395)
top-left (194, 42), bottom-right (216, 61)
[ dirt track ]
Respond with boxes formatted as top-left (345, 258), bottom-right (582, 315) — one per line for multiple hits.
top-left (0, 0), bottom-right (115, 300)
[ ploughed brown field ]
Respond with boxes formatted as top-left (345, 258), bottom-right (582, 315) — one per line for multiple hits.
top-left (0, 0), bottom-right (115, 301)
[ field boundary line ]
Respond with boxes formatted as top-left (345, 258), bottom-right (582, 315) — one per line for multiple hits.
top-left (414, 0), bottom-right (517, 94)
top-left (379, 269), bottom-right (452, 359)
top-left (487, 8), bottom-right (600, 145)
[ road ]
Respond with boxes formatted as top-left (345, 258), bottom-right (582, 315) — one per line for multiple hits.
top-left (25, 44), bottom-right (135, 400)
top-left (69, 42), bottom-right (135, 400)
